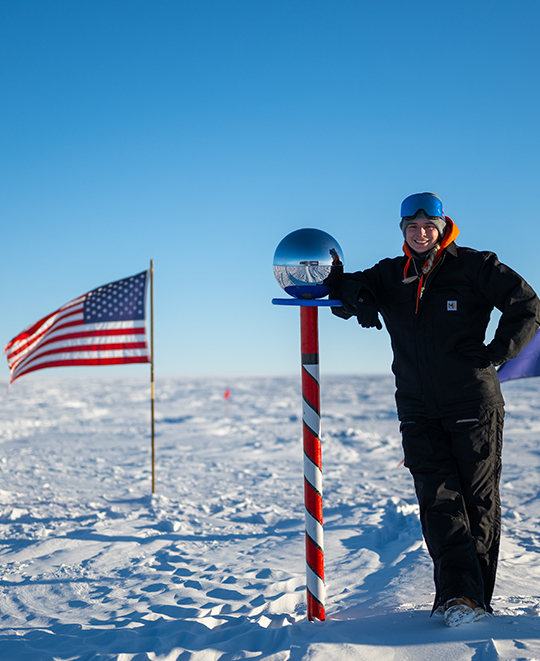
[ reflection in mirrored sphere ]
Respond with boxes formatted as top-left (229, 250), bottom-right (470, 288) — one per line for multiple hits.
top-left (273, 228), bottom-right (344, 299)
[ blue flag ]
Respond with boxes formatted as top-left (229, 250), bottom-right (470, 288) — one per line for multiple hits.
top-left (498, 330), bottom-right (540, 383)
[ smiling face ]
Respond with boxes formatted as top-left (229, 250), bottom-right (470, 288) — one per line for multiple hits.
top-left (404, 218), bottom-right (440, 254)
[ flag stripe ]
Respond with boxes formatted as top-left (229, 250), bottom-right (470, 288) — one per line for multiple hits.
top-left (4, 297), bottom-right (86, 354)
top-left (13, 327), bottom-right (146, 360)
top-left (7, 317), bottom-right (85, 363)
top-left (7, 308), bottom-right (146, 360)
top-left (5, 271), bottom-right (151, 384)
top-left (9, 324), bottom-right (147, 374)
top-left (11, 351), bottom-right (150, 381)
top-left (16, 341), bottom-right (148, 365)
top-left (11, 356), bottom-right (150, 383)
top-left (6, 307), bottom-right (85, 358)
top-left (11, 346), bottom-right (150, 380)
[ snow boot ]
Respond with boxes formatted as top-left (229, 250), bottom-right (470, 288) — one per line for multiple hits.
top-left (443, 597), bottom-right (487, 627)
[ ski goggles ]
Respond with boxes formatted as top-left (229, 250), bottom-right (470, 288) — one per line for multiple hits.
top-left (401, 192), bottom-right (444, 219)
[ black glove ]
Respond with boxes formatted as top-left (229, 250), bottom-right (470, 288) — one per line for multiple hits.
top-left (455, 338), bottom-right (492, 366)
top-left (356, 292), bottom-right (382, 330)
top-left (331, 303), bottom-right (354, 320)
top-left (329, 280), bottom-right (362, 319)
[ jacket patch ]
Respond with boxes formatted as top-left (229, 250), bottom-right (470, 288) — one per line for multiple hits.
top-left (447, 300), bottom-right (457, 311)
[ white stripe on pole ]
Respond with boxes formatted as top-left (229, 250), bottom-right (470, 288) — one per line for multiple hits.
top-left (304, 454), bottom-right (323, 493)
top-left (305, 509), bottom-right (324, 548)
top-left (306, 563), bottom-right (326, 603)
top-left (302, 403), bottom-right (320, 437)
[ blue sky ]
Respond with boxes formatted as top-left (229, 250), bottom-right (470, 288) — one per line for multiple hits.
top-left (2, 0), bottom-right (540, 381)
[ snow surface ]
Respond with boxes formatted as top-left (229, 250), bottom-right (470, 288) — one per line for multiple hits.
top-left (1, 374), bottom-right (540, 660)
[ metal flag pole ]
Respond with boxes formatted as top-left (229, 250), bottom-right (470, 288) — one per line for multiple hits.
top-left (150, 259), bottom-right (156, 494)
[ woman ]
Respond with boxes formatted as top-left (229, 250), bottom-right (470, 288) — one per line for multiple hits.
top-left (331, 192), bottom-right (540, 626)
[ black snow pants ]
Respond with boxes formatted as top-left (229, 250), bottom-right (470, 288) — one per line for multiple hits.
top-left (400, 407), bottom-right (504, 613)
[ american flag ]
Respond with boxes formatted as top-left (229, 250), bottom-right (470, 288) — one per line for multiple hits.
top-left (5, 271), bottom-right (151, 384)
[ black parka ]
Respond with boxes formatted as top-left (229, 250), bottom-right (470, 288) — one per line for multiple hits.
top-left (335, 237), bottom-right (540, 419)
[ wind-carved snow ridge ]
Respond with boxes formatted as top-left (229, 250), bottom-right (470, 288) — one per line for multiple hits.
top-left (0, 375), bottom-right (540, 660)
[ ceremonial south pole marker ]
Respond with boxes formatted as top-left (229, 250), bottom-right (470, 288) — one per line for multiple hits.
top-left (272, 228), bottom-right (344, 622)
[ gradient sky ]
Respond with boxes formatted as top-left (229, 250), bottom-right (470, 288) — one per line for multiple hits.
top-left (2, 0), bottom-right (540, 383)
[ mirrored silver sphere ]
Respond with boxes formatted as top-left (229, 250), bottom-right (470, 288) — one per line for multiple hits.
top-left (273, 228), bottom-right (344, 299)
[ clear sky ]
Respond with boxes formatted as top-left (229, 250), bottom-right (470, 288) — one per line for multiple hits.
top-left (2, 0), bottom-right (540, 382)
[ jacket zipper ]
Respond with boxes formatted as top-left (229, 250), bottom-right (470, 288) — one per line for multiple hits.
top-left (415, 252), bottom-right (446, 313)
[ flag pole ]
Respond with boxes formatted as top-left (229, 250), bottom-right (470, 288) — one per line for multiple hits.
top-left (150, 259), bottom-right (156, 494)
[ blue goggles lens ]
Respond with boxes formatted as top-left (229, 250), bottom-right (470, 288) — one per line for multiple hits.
top-left (401, 193), bottom-right (444, 219)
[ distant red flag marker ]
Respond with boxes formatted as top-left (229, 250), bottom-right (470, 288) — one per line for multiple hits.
top-left (224, 388), bottom-right (231, 400)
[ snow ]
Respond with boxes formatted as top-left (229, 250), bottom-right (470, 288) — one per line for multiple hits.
top-left (1, 374), bottom-right (540, 660)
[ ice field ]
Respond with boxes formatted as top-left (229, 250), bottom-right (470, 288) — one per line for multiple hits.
top-left (1, 374), bottom-right (540, 660)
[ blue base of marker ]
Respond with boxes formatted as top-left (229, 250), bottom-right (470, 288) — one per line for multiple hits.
top-left (272, 298), bottom-right (343, 307)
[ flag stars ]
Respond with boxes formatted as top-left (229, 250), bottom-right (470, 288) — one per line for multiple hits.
top-left (83, 272), bottom-right (147, 323)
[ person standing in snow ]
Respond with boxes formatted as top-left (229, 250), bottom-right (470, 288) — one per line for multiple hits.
top-left (330, 192), bottom-right (540, 626)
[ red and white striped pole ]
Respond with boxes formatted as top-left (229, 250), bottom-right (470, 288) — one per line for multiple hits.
top-left (300, 305), bottom-right (325, 621)
top-left (272, 226), bottom-right (343, 623)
